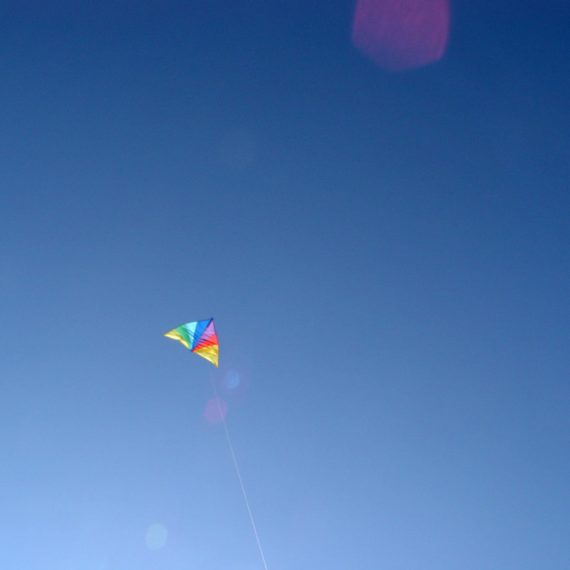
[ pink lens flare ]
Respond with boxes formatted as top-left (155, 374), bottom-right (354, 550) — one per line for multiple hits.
top-left (203, 397), bottom-right (228, 424)
top-left (352, 0), bottom-right (450, 71)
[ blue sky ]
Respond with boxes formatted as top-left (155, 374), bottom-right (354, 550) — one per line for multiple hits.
top-left (1, 1), bottom-right (569, 569)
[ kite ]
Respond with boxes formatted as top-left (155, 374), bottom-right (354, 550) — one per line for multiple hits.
top-left (164, 318), bottom-right (219, 367)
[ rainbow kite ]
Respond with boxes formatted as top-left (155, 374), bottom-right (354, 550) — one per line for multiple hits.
top-left (164, 318), bottom-right (219, 367)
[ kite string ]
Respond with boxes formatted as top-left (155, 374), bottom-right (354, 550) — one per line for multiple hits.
top-left (211, 382), bottom-right (270, 570)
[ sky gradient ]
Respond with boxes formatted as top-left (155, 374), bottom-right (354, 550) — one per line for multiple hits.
top-left (1, 1), bottom-right (569, 569)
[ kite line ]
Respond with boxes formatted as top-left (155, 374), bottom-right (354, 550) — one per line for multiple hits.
top-left (211, 381), bottom-right (270, 570)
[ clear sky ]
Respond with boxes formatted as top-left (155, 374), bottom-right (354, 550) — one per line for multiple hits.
top-left (1, 1), bottom-right (569, 569)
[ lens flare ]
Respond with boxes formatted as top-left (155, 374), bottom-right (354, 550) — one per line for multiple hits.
top-left (220, 129), bottom-right (256, 170)
top-left (353, 0), bottom-right (450, 71)
top-left (224, 369), bottom-right (241, 391)
top-left (203, 396), bottom-right (228, 424)
top-left (145, 523), bottom-right (168, 551)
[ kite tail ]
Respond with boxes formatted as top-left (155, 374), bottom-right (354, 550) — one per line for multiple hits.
top-left (212, 384), bottom-right (270, 570)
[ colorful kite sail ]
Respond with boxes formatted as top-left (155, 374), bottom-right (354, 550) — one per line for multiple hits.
top-left (164, 318), bottom-right (219, 367)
